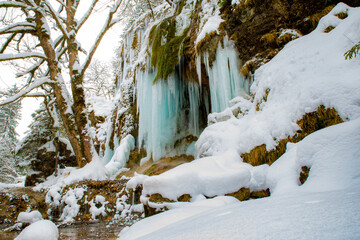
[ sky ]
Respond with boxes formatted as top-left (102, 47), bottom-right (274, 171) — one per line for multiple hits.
top-left (0, 1), bottom-right (124, 139)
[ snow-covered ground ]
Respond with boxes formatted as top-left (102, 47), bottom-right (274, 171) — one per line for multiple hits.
top-left (119, 106), bottom-right (360, 240)
top-left (117, 3), bottom-right (360, 239)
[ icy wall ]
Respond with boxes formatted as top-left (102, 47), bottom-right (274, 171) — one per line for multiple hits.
top-left (112, 0), bottom-right (251, 162)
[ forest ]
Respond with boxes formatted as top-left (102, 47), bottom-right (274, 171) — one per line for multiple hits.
top-left (0, 0), bottom-right (360, 239)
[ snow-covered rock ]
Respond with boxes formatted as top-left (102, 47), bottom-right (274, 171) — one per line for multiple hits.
top-left (17, 211), bottom-right (43, 224)
top-left (15, 220), bottom-right (59, 240)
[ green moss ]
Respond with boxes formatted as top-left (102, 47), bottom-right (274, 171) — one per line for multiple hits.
top-left (176, 0), bottom-right (187, 15)
top-left (149, 18), bottom-right (189, 83)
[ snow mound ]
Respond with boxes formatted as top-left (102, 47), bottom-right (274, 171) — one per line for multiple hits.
top-left (17, 211), bottom-right (43, 224)
top-left (15, 220), bottom-right (58, 240)
top-left (140, 150), bottom-right (268, 200)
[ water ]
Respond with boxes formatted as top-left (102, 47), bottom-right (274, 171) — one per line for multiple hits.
top-left (0, 221), bottom-right (125, 240)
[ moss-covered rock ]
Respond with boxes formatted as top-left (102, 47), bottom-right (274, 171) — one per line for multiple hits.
top-left (150, 18), bottom-right (190, 83)
top-left (220, 0), bottom-right (360, 75)
top-left (0, 188), bottom-right (47, 226)
top-left (225, 188), bottom-right (250, 201)
top-left (242, 106), bottom-right (343, 166)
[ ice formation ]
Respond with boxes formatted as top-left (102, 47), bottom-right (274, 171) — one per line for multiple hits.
top-left (199, 37), bottom-right (250, 113)
top-left (114, 0), bottom-right (250, 161)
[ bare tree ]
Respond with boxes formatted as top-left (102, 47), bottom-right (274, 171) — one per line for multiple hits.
top-left (0, 0), bottom-right (123, 167)
top-left (84, 59), bottom-right (114, 99)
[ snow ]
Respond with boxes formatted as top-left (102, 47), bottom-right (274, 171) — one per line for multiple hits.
top-left (105, 134), bottom-right (135, 177)
top-left (196, 3), bottom-right (360, 158)
top-left (119, 196), bottom-right (239, 240)
top-left (195, 14), bottom-right (223, 46)
top-left (119, 116), bottom-right (360, 240)
top-left (141, 150), bottom-right (254, 200)
top-left (15, 220), bottom-right (59, 240)
top-left (59, 187), bottom-right (86, 222)
top-left (17, 211), bottom-right (43, 224)
top-left (89, 195), bottom-right (108, 219)
top-left (86, 96), bottom-right (115, 117)
top-left (118, 3), bottom-right (360, 240)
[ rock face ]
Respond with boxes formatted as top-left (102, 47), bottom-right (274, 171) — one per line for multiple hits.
top-left (0, 188), bottom-right (47, 226)
top-left (220, 0), bottom-right (360, 75)
top-left (25, 138), bottom-right (77, 187)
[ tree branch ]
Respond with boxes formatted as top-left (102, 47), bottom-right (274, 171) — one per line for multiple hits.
top-left (80, 0), bottom-right (123, 76)
top-left (76, 0), bottom-right (99, 32)
top-left (0, 52), bottom-right (47, 61)
top-left (0, 2), bottom-right (28, 9)
top-left (16, 59), bottom-right (45, 77)
top-left (0, 22), bottom-right (36, 34)
top-left (0, 33), bottom-right (16, 53)
top-left (43, 0), bottom-right (70, 40)
top-left (0, 77), bottom-right (53, 106)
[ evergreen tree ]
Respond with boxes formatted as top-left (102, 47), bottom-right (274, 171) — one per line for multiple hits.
top-left (16, 103), bottom-right (54, 172)
top-left (0, 86), bottom-right (21, 183)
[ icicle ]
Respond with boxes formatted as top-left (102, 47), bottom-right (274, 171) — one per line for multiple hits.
top-left (196, 55), bottom-right (202, 87)
top-left (187, 82), bottom-right (200, 136)
top-left (137, 65), bottom-right (202, 161)
top-left (200, 36), bottom-right (248, 113)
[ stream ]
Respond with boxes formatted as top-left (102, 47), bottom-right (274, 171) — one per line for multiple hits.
top-left (0, 221), bottom-right (125, 240)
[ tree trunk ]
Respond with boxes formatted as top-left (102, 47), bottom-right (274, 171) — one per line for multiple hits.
top-left (35, 3), bottom-right (88, 167)
top-left (66, 0), bottom-right (93, 166)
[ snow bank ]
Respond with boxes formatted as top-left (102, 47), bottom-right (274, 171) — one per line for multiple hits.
top-left (119, 196), bottom-right (239, 240)
top-left (119, 117), bottom-right (360, 240)
top-left (196, 3), bottom-right (360, 158)
top-left (15, 220), bottom-right (58, 240)
top-left (141, 150), bottom-right (268, 200)
top-left (267, 117), bottom-right (360, 196)
top-left (34, 155), bottom-right (107, 191)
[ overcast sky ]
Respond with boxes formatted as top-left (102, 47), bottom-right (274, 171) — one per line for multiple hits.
top-left (0, 1), bottom-right (124, 139)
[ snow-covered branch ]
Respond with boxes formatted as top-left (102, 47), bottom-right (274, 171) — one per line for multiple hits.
top-left (0, 1), bottom-right (28, 9)
top-left (44, 0), bottom-right (70, 40)
top-left (0, 77), bottom-right (53, 106)
top-left (0, 33), bottom-right (16, 53)
top-left (15, 59), bottom-right (45, 78)
top-left (0, 52), bottom-right (47, 61)
top-left (0, 22), bottom-right (36, 34)
top-left (80, 0), bottom-right (123, 76)
top-left (76, 0), bottom-right (99, 32)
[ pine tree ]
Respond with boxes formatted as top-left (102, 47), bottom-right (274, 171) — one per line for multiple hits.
top-left (16, 103), bottom-right (54, 172)
top-left (0, 86), bottom-right (21, 183)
